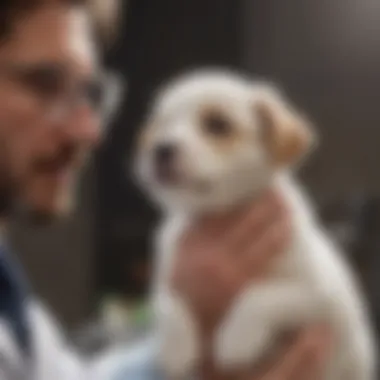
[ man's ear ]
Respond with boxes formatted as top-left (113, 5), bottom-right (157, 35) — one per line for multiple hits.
top-left (101, 71), bottom-right (126, 126)
top-left (254, 86), bottom-right (317, 167)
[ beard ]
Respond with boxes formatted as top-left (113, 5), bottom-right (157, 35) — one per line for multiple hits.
top-left (13, 181), bottom-right (77, 227)
top-left (22, 207), bottom-right (59, 226)
top-left (0, 136), bottom-right (86, 226)
top-left (18, 171), bottom-right (78, 227)
top-left (0, 158), bottom-right (59, 225)
top-left (0, 156), bottom-right (16, 217)
top-left (0, 183), bottom-right (13, 217)
top-left (0, 170), bottom-right (78, 228)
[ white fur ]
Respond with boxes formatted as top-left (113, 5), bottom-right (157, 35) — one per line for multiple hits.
top-left (135, 70), bottom-right (377, 379)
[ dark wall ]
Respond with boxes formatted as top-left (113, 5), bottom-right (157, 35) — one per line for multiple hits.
top-left (243, 0), bottom-right (380, 202)
top-left (96, 0), bottom-right (242, 299)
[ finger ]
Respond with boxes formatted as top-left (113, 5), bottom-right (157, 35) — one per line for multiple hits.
top-left (183, 212), bottom-right (233, 248)
top-left (291, 365), bottom-right (324, 380)
top-left (262, 326), bottom-right (331, 380)
top-left (224, 191), bottom-right (285, 253)
top-left (281, 348), bottom-right (326, 380)
top-left (281, 343), bottom-right (327, 380)
top-left (246, 216), bottom-right (291, 277)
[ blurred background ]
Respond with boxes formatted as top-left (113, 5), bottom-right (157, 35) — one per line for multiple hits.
top-left (9, 0), bottom-right (380, 353)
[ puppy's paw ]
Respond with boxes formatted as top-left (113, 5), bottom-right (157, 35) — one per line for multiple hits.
top-left (157, 295), bottom-right (200, 378)
top-left (214, 314), bottom-right (271, 370)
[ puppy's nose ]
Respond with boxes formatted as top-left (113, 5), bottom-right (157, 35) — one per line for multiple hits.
top-left (154, 143), bottom-right (177, 166)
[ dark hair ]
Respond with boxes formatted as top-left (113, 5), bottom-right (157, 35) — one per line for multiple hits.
top-left (0, 0), bottom-right (119, 47)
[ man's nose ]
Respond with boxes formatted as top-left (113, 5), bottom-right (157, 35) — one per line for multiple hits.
top-left (59, 102), bottom-right (102, 146)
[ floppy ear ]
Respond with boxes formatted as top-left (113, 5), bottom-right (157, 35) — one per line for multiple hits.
top-left (255, 86), bottom-right (317, 167)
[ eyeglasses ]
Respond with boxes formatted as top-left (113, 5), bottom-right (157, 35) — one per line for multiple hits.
top-left (0, 61), bottom-right (123, 122)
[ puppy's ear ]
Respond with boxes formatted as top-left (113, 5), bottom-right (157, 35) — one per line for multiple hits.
top-left (254, 86), bottom-right (317, 167)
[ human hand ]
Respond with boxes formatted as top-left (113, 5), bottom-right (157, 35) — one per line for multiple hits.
top-left (171, 189), bottom-right (291, 332)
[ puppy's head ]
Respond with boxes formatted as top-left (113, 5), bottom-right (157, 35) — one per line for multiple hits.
top-left (134, 70), bottom-right (316, 213)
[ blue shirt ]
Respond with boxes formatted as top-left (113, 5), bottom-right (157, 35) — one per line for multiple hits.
top-left (0, 245), bottom-right (165, 380)
top-left (0, 244), bottom-right (30, 354)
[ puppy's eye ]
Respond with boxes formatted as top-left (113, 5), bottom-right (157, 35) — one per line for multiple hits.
top-left (202, 112), bottom-right (232, 137)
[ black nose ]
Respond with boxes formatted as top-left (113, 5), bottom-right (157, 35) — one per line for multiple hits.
top-left (154, 143), bottom-right (177, 166)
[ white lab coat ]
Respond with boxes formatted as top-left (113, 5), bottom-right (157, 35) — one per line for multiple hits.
top-left (0, 301), bottom-right (127, 380)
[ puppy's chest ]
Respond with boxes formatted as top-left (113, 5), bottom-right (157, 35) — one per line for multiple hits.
top-left (268, 238), bottom-right (308, 281)
top-left (156, 215), bottom-right (190, 276)
top-left (267, 214), bottom-right (323, 283)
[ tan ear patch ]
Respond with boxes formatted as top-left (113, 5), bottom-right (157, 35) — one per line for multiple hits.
top-left (255, 92), bottom-right (316, 167)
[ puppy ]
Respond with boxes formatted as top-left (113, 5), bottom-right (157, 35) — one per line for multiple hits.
top-left (134, 70), bottom-right (376, 380)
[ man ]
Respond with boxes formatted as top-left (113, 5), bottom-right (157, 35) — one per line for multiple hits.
top-left (0, 1), bottom-right (331, 379)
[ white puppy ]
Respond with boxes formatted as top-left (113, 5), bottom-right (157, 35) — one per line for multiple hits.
top-left (134, 70), bottom-right (376, 380)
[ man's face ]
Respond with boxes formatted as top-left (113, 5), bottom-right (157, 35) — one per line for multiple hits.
top-left (0, 5), bottom-right (102, 221)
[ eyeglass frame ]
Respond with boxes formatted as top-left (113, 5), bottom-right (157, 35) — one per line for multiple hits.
top-left (0, 61), bottom-right (124, 125)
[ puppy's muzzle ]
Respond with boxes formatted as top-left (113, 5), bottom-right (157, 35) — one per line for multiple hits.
top-left (154, 143), bottom-right (177, 166)
top-left (153, 143), bottom-right (180, 184)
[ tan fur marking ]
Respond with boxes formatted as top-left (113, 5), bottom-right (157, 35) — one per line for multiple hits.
top-left (256, 93), bottom-right (316, 167)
